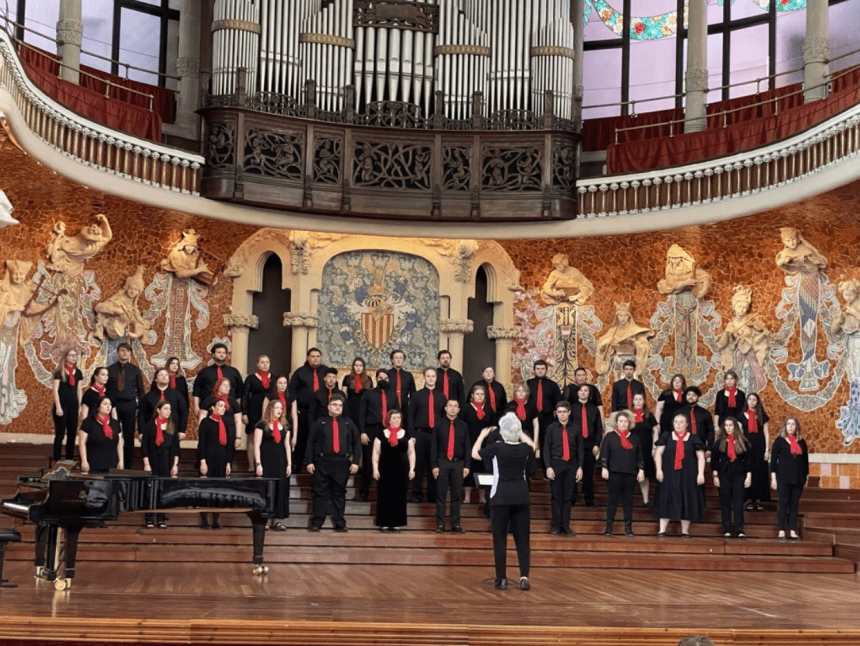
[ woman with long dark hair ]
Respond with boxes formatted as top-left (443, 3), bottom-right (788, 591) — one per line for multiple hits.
top-left (52, 348), bottom-right (84, 461)
top-left (711, 417), bottom-right (751, 538)
top-left (460, 383), bottom-right (494, 504)
top-left (714, 370), bottom-right (746, 429)
top-left (80, 366), bottom-right (109, 421)
top-left (629, 392), bottom-right (658, 507)
top-left (656, 373), bottom-right (687, 437)
top-left (198, 398), bottom-right (234, 529)
top-left (343, 357), bottom-right (373, 423)
top-left (243, 355), bottom-right (274, 469)
top-left (165, 356), bottom-right (190, 411)
top-left (740, 392), bottom-right (771, 511)
top-left (770, 417), bottom-right (809, 540)
top-left (78, 396), bottom-right (122, 475)
top-left (142, 400), bottom-right (180, 528)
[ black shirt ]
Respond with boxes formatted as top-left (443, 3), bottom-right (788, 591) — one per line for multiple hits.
top-left (359, 385), bottom-right (392, 432)
top-left (436, 367), bottom-right (466, 407)
top-left (289, 362), bottom-right (329, 411)
top-left (599, 431), bottom-right (644, 475)
top-left (611, 378), bottom-right (645, 412)
top-left (193, 363), bottom-right (243, 402)
top-left (305, 416), bottom-right (362, 465)
top-left (677, 404), bottom-right (716, 450)
top-left (430, 417), bottom-right (472, 468)
top-left (106, 361), bottom-right (143, 404)
top-left (409, 387), bottom-right (446, 432)
top-left (310, 387), bottom-right (349, 427)
top-left (386, 367), bottom-right (416, 412)
top-left (479, 442), bottom-right (534, 507)
top-left (543, 421), bottom-right (585, 466)
top-left (711, 437), bottom-right (752, 475)
top-left (570, 401), bottom-right (604, 449)
top-left (526, 377), bottom-right (562, 422)
top-left (138, 386), bottom-right (189, 438)
top-left (770, 436), bottom-right (809, 486)
top-left (565, 382), bottom-right (603, 408)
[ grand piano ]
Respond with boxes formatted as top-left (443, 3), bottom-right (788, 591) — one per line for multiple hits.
top-left (2, 464), bottom-right (278, 589)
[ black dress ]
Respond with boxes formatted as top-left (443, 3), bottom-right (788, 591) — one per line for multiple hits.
top-left (375, 428), bottom-right (411, 528)
top-left (141, 420), bottom-right (180, 477)
top-left (243, 373), bottom-right (273, 432)
top-left (198, 416), bottom-right (232, 477)
top-left (507, 399), bottom-right (538, 440)
top-left (740, 410), bottom-right (771, 502)
top-left (657, 390), bottom-right (686, 436)
top-left (460, 404), bottom-right (493, 484)
top-left (81, 386), bottom-right (106, 417)
top-left (80, 416), bottom-right (120, 473)
top-left (255, 421), bottom-right (290, 519)
top-left (652, 432), bottom-right (706, 522)
top-left (631, 411), bottom-right (658, 478)
top-left (714, 388), bottom-right (746, 422)
top-left (343, 375), bottom-right (373, 425)
top-left (169, 374), bottom-right (190, 411)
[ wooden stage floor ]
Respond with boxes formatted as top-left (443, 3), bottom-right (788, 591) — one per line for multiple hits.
top-left (0, 559), bottom-right (858, 646)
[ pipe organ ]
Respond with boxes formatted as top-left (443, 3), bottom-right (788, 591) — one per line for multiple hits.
top-left (211, 0), bottom-right (576, 120)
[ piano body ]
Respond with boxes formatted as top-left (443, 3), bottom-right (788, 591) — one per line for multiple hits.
top-left (2, 469), bottom-right (278, 589)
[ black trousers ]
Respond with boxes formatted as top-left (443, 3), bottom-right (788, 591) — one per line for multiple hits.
top-left (412, 430), bottom-right (436, 500)
top-left (606, 471), bottom-right (636, 527)
top-left (776, 481), bottom-right (804, 531)
top-left (491, 504), bottom-right (530, 581)
top-left (435, 460), bottom-right (464, 526)
top-left (311, 455), bottom-right (350, 529)
top-left (573, 449), bottom-right (596, 504)
top-left (115, 401), bottom-right (138, 468)
top-left (718, 471), bottom-right (746, 533)
top-left (52, 403), bottom-right (78, 461)
top-left (550, 459), bottom-right (576, 530)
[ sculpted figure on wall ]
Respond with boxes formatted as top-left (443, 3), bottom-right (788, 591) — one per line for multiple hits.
top-left (657, 244), bottom-right (711, 298)
top-left (716, 285), bottom-right (771, 375)
top-left (0, 189), bottom-right (17, 227)
top-left (94, 266), bottom-right (151, 341)
top-left (775, 227), bottom-right (828, 274)
top-left (46, 214), bottom-right (113, 276)
top-left (833, 279), bottom-right (860, 382)
top-left (160, 229), bottom-right (217, 285)
top-left (541, 253), bottom-right (594, 306)
top-left (595, 302), bottom-right (654, 375)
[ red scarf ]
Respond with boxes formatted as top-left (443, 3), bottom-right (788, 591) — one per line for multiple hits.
top-left (353, 376), bottom-right (363, 394)
top-left (217, 394), bottom-right (230, 411)
top-left (211, 413), bottom-right (227, 446)
top-left (447, 420), bottom-right (455, 460)
top-left (727, 433), bottom-right (737, 461)
top-left (514, 398), bottom-right (527, 422)
top-left (91, 383), bottom-right (105, 397)
top-left (387, 425), bottom-right (400, 446)
top-left (155, 416), bottom-right (167, 447)
top-left (258, 371), bottom-right (270, 390)
top-left (726, 386), bottom-right (738, 408)
top-left (633, 407), bottom-right (644, 423)
top-left (786, 433), bottom-right (802, 456)
top-left (475, 401), bottom-right (485, 421)
top-left (580, 405), bottom-right (589, 439)
top-left (535, 380), bottom-right (544, 412)
top-left (65, 364), bottom-right (76, 386)
top-left (277, 391), bottom-right (287, 409)
top-left (618, 428), bottom-right (633, 450)
top-left (272, 420), bottom-right (282, 444)
top-left (746, 411), bottom-right (759, 433)
top-left (332, 417), bottom-right (340, 453)
top-left (169, 374), bottom-right (177, 390)
top-left (97, 414), bottom-right (112, 440)
top-left (673, 430), bottom-right (687, 470)
top-left (674, 389), bottom-right (684, 402)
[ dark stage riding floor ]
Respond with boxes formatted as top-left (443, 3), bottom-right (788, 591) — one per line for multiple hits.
top-left (0, 560), bottom-right (858, 646)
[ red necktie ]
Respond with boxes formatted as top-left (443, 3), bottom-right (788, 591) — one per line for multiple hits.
top-left (562, 425), bottom-right (570, 461)
top-left (626, 383), bottom-right (632, 408)
top-left (787, 434), bottom-right (802, 455)
top-left (727, 433), bottom-right (737, 461)
top-left (674, 431), bottom-right (686, 470)
top-left (487, 383), bottom-right (496, 411)
top-left (328, 389), bottom-right (333, 401)
top-left (313, 371), bottom-right (319, 392)
top-left (272, 420), bottom-right (281, 444)
top-left (475, 402), bottom-right (485, 420)
top-left (633, 407), bottom-right (644, 423)
top-left (726, 387), bottom-right (737, 408)
top-left (155, 417), bottom-right (166, 446)
top-left (447, 420), bottom-right (455, 460)
top-left (428, 391), bottom-right (435, 428)
top-left (388, 426), bottom-right (399, 446)
top-left (66, 365), bottom-right (76, 386)
top-left (747, 412), bottom-right (759, 433)
top-left (216, 365), bottom-right (223, 383)
top-left (618, 429), bottom-right (632, 449)
top-left (169, 374), bottom-right (176, 389)
top-left (258, 372), bottom-right (270, 389)
top-left (159, 389), bottom-right (165, 402)
top-left (212, 413), bottom-right (226, 446)
top-left (515, 398), bottom-right (527, 421)
top-left (443, 371), bottom-right (449, 399)
top-left (690, 410), bottom-right (698, 435)
top-left (332, 418), bottom-right (340, 454)
top-left (581, 405), bottom-right (589, 439)
top-left (536, 380), bottom-right (544, 412)
top-left (396, 371), bottom-right (402, 407)
top-left (97, 414), bottom-right (112, 440)
top-left (381, 390), bottom-right (389, 426)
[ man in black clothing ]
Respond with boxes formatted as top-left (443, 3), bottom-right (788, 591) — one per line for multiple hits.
top-left (138, 368), bottom-right (189, 441)
top-left (305, 394), bottom-right (361, 532)
top-left (472, 366), bottom-right (507, 422)
top-left (431, 399), bottom-right (471, 532)
top-left (289, 347), bottom-right (329, 466)
top-left (191, 343), bottom-right (243, 417)
top-left (543, 401), bottom-right (584, 536)
top-left (106, 342), bottom-right (144, 468)
top-left (570, 383), bottom-right (605, 506)
top-left (527, 360), bottom-right (562, 440)
top-left (611, 359), bottom-right (646, 412)
top-left (436, 350), bottom-right (466, 407)
top-left (387, 349), bottom-right (416, 421)
top-left (567, 366), bottom-right (605, 420)
top-left (310, 367), bottom-right (348, 426)
top-left (410, 367), bottom-right (446, 503)
top-left (357, 370), bottom-right (391, 501)
top-left (679, 386), bottom-right (715, 452)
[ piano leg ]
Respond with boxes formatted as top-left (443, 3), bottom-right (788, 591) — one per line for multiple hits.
top-left (61, 525), bottom-right (82, 584)
top-left (248, 511), bottom-right (269, 576)
top-left (43, 525), bottom-right (60, 582)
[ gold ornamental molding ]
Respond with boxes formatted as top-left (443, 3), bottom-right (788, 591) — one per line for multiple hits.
top-left (212, 20), bottom-right (261, 34)
top-left (223, 314), bottom-right (259, 330)
top-left (434, 45), bottom-right (491, 57)
top-left (299, 33), bottom-right (356, 48)
top-left (529, 46), bottom-right (576, 60)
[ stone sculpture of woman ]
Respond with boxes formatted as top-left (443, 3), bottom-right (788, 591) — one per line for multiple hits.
top-left (595, 302), bottom-right (654, 375)
top-left (833, 279), bottom-right (860, 383)
top-left (715, 285), bottom-right (771, 377)
top-left (94, 266), bottom-right (151, 340)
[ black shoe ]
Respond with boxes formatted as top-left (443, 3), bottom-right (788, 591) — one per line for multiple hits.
top-left (585, 501), bottom-right (597, 507)
top-left (358, 494), bottom-right (369, 502)
top-left (642, 500), bottom-right (651, 508)
top-left (158, 522), bottom-right (168, 530)
top-left (494, 578), bottom-right (507, 590)
top-left (211, 522), bottom-right (222, 530)
top-left (334, 526), bottom-right (349, 533)
top-left (309, 526), bottom-right (322, 532)
top-left (145, 521), bottom-right (155, 529)
top-left (435, 525), bottom-right (445, 533)
top-left (550, 528), bottom-right (561, 536)
top-left (451, 525), bottom-right (465, 533)
top-left (562, 527), bottom-right (575, 536)
top-left (604, 525), bottom-right (613, 537)
top-left (413, 495), bottom-right (424, 503)
top-left (519, 577), bottom-right (530, 590)
top-left (624, 524), bottom-right (635, 537)
top-left (200, 522), bottom-right (211, 530)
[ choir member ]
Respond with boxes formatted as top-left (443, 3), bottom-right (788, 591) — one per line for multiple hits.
top-left (630, 392), bottom-right (659, 507)
top-left (543, 401), bottom-right (583, 536)
top-left (436, 350), bottom-right (466, 407)
top-left (142, 400), bottom-right (180, 528)
top-left (289, 347), bottom-right (328, 465)
top-left (527, 359), bottom-right (562, 444)
top-left (566, 366), bottom-right (605, 420)
top-left (711, 417), bottom-right (751, 538)
top-left (242, 355), bottom-right (274, 468)
top-left (678, 387), bottom-right (716, 453)
top-left (461, 383), bottom-right (495, 505)
top-left (372, 409), bottom-right (415, 531)
top-left (78, 396), bottom-right (122, 474)
top-left (714, 370), bottom-right (746, 429)
top-left (165, 356), bottom-right (190, 413)
top-left (656, 373), bottom-right (687, 437)
top-left (474, 413), bottom-right (535, 590)
top-left (472, 366), bottom-right (507, 422)
top-left (570, 384), bottom-right (604, 507)
top-left (198, 397), bottom-right (240, 529)
top-left (506, 382), bottom-right (539, 446)
top-left (80, 366), bottom-right (109, 421)
top-left (611, 360), bottom-right (645, 412)
top-left (106, 342), bottom-right (144, 467)
top-left (653, 413), bottom-right (706, 537)
top-left (342, 357), bottom-right (373, 424)
top-left (431, 399), bottom-right (471, 532)
top-left (740, 392), bottom-right (771, 510)
top-left (358, 370), bottom-right (391, 502)
top-left (52, 348), bottom-right (84, 461)
top-left (254, 399), bottom-right (291, 531)
top-left (199, 378), bottom-right (242, 455)
top-left (770, 417), bottom-right (809, 540)
top-left (387, 349), bottom-right (416, 421)
top-left (192, 343), bottom-right (243, 416)
top-left (600, 410), bottom-right (644, 536)
top-left (139, 368), bottom-right (188, 448)
top-left (410, 367), bottom-right (445, 503)
top-left (305, 394), bottom-right (361, 532)
top-left (309, 367), bottom-right (348, 427)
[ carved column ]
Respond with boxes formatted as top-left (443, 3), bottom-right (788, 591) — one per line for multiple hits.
top-left (56, 0), bottom-right (83, 84)
top-left (803, 0), bottom-right (830, 103)
top-left (175, 0), bottom-right (202, 137)
top-left (684, 0), bottom-right (708, 133)
top-left (571, 0), bottom-right (584, 132)
top-left (283, 312), bottom-right (319, 374)
top-left (223, 314), bottom-right (259, 378)
top-left (440, 319), bottom-right (474, 373)
top-left (487, 326), bottom-right (521, 396)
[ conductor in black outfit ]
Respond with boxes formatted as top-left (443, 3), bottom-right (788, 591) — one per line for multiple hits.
top-left (611, 360), bottom-right (646, 412)
top-left (431, 399), bottom-right (471, 532)
top-left (543, 401), bottom-right (584, 536)
top-left (106, 342), bottom-right (144, 468)
top-left (305, 394), bottom-right (361, 532)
